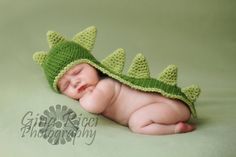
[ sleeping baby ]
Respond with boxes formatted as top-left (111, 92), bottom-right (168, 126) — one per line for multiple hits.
top-left (33, 26), bottom-right (201, 135)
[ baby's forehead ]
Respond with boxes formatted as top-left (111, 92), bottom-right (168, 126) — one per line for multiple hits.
top-left (69, 63), bottom-right (84, 70)
top-left (65, 63), bottom-right (94, 74)
top-left (58, 63), bottom-right (85, 81)
top-left (68, 63), bottom-right (88, 71)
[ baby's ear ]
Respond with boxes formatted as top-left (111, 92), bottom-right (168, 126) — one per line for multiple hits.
top-left (33, 51), bottom-right (48, 66)
top-left (72, 26), bottom-right (97, 52)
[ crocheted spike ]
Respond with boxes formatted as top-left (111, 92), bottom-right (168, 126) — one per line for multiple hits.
top-left (47, 31), bottom-right (65, 48)
top-left (158, 65), bottom-right (177, 85)
top-left (127, 53), bottom-right (150, 78)
top-left (33, 51), bottom-right (48, 66)
top-left (101, 48), bottom-right (125, 74)
top-left (182, 85), bottom-right (201, 103)
top-left (72, 26), bottom-right (97, 52)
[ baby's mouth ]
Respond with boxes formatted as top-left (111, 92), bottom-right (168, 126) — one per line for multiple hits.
top-left (77, 85), bottom-right (87, 93)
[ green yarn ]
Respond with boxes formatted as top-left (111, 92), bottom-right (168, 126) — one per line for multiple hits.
top-left (128, 53), bottom-right (150, 79)
top-left (72, 26), bottom-right (97, 51)
top-left (158, 65), bottom-right (178, 86)
top-left (47, 31), bottom-right (65, 48)
top-left (33, 26), bottom-right (201, 118)
top-left (182, 85), bottom-right (201, 103)
top-left (33, 51), bottom-right (48, 65)
top-left (101, 48), bottom-right (125, 74)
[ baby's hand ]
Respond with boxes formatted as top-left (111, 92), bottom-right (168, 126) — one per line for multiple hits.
top-left (79, 78), bottom-right (115, 114)
top-left (85, 86), bottom-right (95, 93)
top-left (81, 85), bottom-right (96, 98)
top-left (85, 86), bottom-right (95, 92)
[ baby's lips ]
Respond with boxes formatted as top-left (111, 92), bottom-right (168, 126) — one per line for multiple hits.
top-left (77, 85), bottom-right (87, 93)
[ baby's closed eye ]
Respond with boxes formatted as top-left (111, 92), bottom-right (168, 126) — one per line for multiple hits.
top-left (60, 81), bottom-right (70, 91)
top-left (71, 68), bottom-right (83, 75)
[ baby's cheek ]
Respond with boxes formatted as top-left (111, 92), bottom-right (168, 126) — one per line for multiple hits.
top-left (62, 89), bottom-right (75, 98)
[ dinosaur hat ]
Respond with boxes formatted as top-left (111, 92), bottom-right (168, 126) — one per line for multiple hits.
top-left (33, 26), bottom-right (201, 118)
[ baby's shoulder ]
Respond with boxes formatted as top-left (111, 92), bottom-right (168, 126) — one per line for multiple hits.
top-left (97, 77), bottom-right (121, 91)
top-left (99, 77), bottom-right (119, 84)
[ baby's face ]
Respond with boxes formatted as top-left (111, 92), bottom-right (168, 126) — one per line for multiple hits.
top-left (57, 63), bottom-right (100, 99)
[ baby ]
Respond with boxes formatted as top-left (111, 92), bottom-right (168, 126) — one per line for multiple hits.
top-left (33, 26), bottom-right (200, 135)
top-left (57, 63), bottom-right (194, 135)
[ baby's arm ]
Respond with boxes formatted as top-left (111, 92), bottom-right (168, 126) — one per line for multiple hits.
top-left (79, 78), bottom-right (115, 114)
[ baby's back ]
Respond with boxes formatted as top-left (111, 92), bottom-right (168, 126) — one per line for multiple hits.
top-left (102, 78), bottom-right (177, 125)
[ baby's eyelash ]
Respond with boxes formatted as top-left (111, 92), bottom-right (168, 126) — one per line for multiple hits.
top-left (72, 68), bottom-right (82, 75)
top-left (62, 81), bottom-right (70, 90)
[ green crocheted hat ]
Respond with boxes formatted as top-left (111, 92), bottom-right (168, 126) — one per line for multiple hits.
top-left (33, 26), bottom-right (201, 118)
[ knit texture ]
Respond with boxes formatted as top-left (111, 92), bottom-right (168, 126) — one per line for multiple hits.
top-left (33, 26), bottom-right (201, 118)
top-left (128, 53), bottom-right (150, 79)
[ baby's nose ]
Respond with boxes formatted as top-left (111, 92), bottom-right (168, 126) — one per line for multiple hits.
top-left (71, 79), bottom-right (80, 88)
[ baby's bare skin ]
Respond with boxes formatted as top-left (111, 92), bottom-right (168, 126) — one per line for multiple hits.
top-left (58, 63), bottom-right (195, 135)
